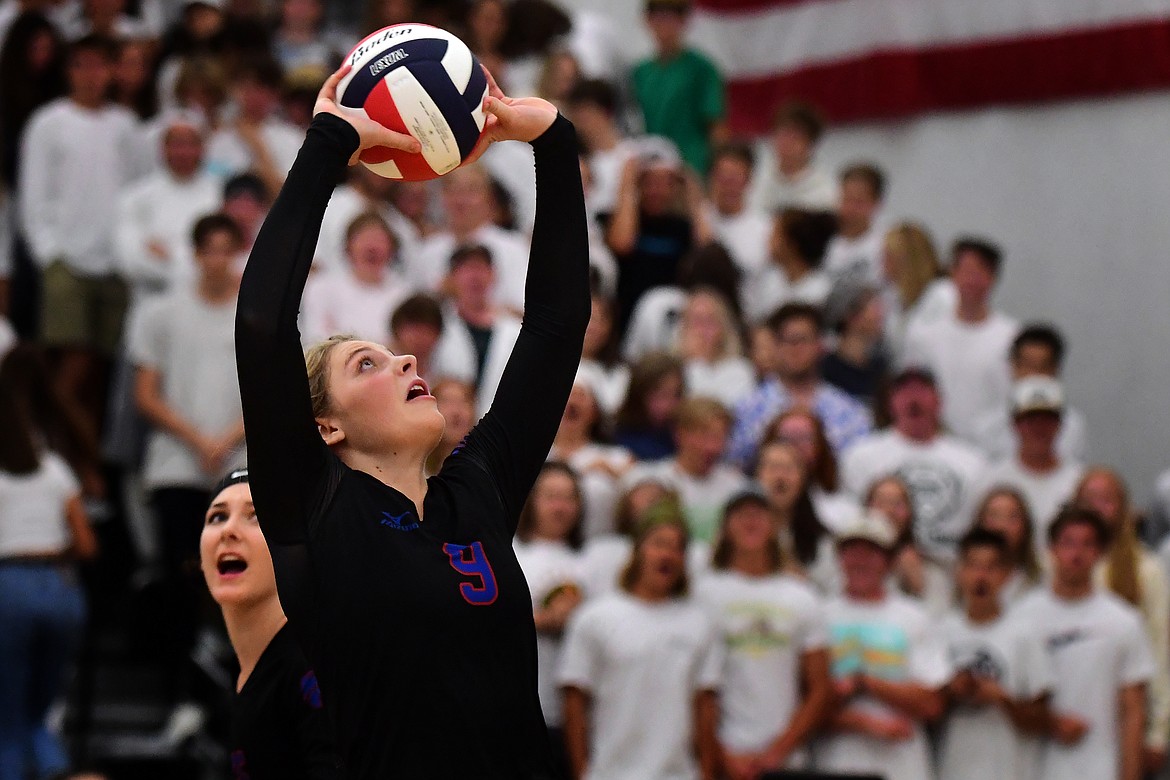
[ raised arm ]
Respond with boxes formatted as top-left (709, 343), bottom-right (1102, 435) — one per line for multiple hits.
top-left (456, 93), bottom-right (591, 526)
top-left (236, 68), bottom-right (418, 544)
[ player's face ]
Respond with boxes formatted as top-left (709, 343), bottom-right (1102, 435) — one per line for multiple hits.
top-left (1050, 523), bottom-right (1101, 585)
top-left (531, 471), bottom-right (580, 542)
top-left (635, 524), bottom-right (687, 597)
top-left (200, 483), bottom-right (278, 607)
top-left (723, 503), bottom-right (775, 558)
top-left (957, 546), bottom-right (1007, 603)
top-left (321, 341), bottom-right (444, 455)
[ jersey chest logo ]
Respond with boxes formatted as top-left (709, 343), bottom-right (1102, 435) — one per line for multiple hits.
top-left (380, 510), bottom-right (420, 531)
top-left (442, 541), bottom-right (499, 605)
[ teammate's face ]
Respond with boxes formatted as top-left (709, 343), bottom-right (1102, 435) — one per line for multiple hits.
top-left (957, 545), bottom-right (1007, 603)
top-left (200, 483), bottom-right (278, 607)
top-left (634, 524), bottom-right (687, 597)
top-left (319, 341), bottom-right (444, 456)
top-left (531, 470), bottom-right (580, 542)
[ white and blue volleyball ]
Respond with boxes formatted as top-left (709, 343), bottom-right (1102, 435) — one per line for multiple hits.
top-left (337, 24), bottom-right (489, 181)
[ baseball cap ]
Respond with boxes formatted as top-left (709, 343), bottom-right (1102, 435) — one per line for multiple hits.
top-left (1011, 376), bottom-right (1064, 416)
top-left (634, 136), bottom-right (683, 173)
top-left (834, 509), bottom-right (898, 551)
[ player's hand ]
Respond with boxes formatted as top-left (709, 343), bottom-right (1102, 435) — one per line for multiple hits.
top-left (463, 66), bottom-right (558, 165)
top-left (315, 66), bottom-right (421, 164)
top-left (1051, 713), bottom-right (1089, 745)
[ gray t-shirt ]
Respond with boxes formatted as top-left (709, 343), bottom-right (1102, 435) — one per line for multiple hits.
top-left (128, 287), bottom-right (243, 489)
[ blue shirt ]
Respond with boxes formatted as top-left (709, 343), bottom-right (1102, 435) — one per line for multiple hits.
top-left (728, 378), bottom-right (873, 469)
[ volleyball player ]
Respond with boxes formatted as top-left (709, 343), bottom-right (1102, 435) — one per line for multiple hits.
top-left (235, 66), bottom-right (588, 778)
top-left (199, 469), bottom-right (341, 779)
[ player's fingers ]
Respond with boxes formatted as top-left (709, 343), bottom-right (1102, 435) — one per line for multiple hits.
top-left (318, 65), bottom-right (350, 103)
top-left (482, 65), bottom-right (505, 100)
top-left (370, 126), bottom-right (421, 153)
top-left (483, 96), bottom-right (517, 126)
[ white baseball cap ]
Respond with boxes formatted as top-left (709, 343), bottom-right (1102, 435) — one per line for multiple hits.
top-left (835, 509), bottom-right (898, 551)
top-left (1011, 376), bottom-right (1064, 416)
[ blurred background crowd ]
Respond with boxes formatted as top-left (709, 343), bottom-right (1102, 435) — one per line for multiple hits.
top-left (1, 0), bottom-right (1170, 778)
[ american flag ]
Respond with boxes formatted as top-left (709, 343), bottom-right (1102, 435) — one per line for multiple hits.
top-left (690, 0), bottom-right (1170, 132)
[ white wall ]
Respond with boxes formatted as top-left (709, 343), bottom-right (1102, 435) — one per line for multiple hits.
top-left (555, 0), bottom-right (1170, 498)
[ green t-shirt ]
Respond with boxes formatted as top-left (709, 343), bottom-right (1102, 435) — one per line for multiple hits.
top-left (631, 48), bottom-right (726, 174)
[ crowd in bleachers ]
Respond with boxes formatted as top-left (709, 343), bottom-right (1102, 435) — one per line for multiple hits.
top-left (3, 0), bottom-right (1170, 779)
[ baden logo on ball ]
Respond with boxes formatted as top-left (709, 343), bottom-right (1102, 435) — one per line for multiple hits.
top-left (337, 24), bottom-right (489, 182)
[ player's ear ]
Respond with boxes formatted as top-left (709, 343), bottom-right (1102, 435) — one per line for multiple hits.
top-left (317, 417), bottom-right (346, 446)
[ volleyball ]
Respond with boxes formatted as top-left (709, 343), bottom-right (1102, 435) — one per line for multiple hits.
top-left (337, 24), bottom-right (489, 181)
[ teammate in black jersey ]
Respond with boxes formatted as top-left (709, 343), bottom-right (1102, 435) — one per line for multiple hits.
top-left (199, 468), bottom-right (342, 780)
top-left (235, 65), bottom-right (588, 778)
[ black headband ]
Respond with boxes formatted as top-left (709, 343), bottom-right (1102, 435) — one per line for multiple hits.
top-left (211, 467), bottom-right (250, 498)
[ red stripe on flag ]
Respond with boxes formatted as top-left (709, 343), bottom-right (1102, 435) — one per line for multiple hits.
top-left (695, 0), bottom-right (828, 11)
top-left (725, 19), bottom-right (1170, 133)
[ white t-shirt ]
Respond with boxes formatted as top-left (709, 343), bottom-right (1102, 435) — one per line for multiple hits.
top-left (127, 288), bottom-right (244, 490)
top-left (819, 593), bottom-right (952, 780)
top-left (902, 310), bottom-right (1019, 441)
top-left (558, 593), bottom-right (723, 780)
top-left (632, 460), bottom-right (750, 544)
top-left (299, 267), bottom-right (412, 347)
top-left (824, 223), bottom-right (885, 285)
top-left (884, 277), bottom-right (956, 360)
top-left (971, 405), bottom-right (1090, 463)
top-left (937, 611), bottom-right (1054, 780)
top-left (548, 442), bottom-right (634, 540)
top-left (705, 203), bottom-right (772, 280)
top-left (205, 117), bottom-right (303, 180)
top-left (115, 170), bottom-right (223, 302)
top-left (841, 429), bottom-right (988, 560)
top-left (577, 358), bottom-right (629, 417)
top-left (19, 98), bottom-right (142, 274)
top-left (695, 571), bottom-right (827, 760)
top-left (406, 224), bottom-right (531, 313)
top-left (742, 265), bottom-right (832, 324)
top-left (579, 535), bottom-right (711, 600)
top-left (684, 356), bottom-right (756, 409)
top-left (0, 452), bottom-right (80, 557)
top-left (1012, 589), bottom-right (1155, 780)
top-left (979, 458), bottom-right (1084, 548)
top-left (748, 159), bottom-right (838, 214)
top-left (513, 538), bottom-right (583, 728)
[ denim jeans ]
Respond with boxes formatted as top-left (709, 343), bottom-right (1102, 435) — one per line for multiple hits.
top-left (0, 562), bottom-right (86, 780)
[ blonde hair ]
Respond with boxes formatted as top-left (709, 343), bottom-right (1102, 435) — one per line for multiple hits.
top-left (678, 287), bottom-right (743, 360)
top-left (885, 222), bottom-right (942, 310)
top-left (304, 335), bottom-right (360, 419)
top-left (1075, 466), bottom-right (1142, 606)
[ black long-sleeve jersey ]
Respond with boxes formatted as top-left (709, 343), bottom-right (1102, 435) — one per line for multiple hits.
top-left (235, 113), bottom-right (590, 779)
top-left (230, 623), bottom-right (342, 780)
